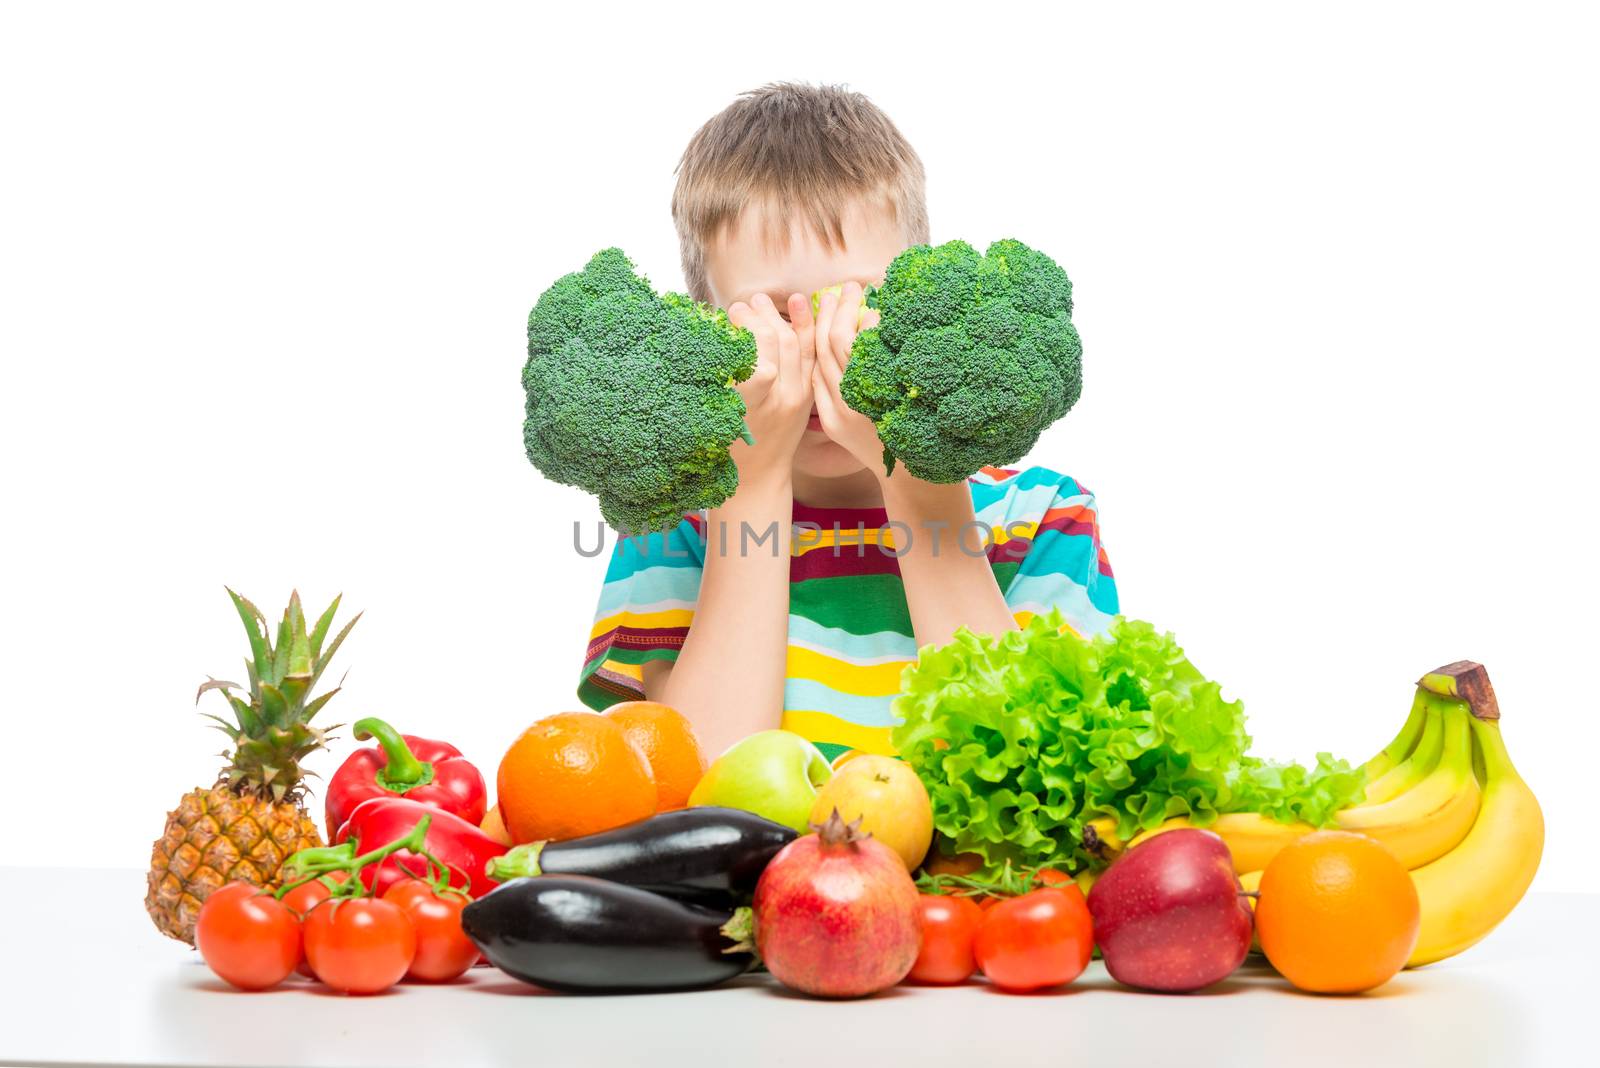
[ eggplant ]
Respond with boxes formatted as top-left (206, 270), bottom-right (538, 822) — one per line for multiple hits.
top-left (486, 806), bottom-right (795, 900)
top-left (461, 875), bottom-right (753, 993)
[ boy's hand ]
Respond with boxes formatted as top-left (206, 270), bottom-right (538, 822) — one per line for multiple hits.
top-left (727, 293), bottom-right (814, 492)
top-left (811, 282), bottom-right (892, 478)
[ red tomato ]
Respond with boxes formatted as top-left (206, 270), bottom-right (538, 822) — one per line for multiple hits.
top-left (281, 872), bottom-right (350, 919)
top-left (194, 882), bottom-right (301, 991)
top-left (1032, 868), bottom-right (1073, 888)
top-left (302, 898), bottom-right (416, 994)
top-left (907, 893), bottom-right (984, 985)
top-left (974, 886), bottom-right (1093, 993)
top-left (282, 873), bottom-right (351, 978)
top-left (382, 879), bottom-right (478, 982)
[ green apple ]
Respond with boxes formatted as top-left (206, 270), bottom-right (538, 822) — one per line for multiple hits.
top-left (688, 730), bottom-right (834, 832)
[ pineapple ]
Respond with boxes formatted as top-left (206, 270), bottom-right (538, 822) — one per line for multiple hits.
top-left (145, 589), bottom-right (358, 944)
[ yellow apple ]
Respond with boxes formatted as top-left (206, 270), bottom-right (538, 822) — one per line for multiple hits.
top-left (480, 805), bottom-right (513, 846)
top-left (807, 755), bottom-right (933, 871)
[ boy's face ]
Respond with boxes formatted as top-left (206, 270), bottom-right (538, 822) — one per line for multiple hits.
top-left (705, 201), bottom-right (906, 482)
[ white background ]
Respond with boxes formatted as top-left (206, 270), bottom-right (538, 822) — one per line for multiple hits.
top-left (2, 2), bottom-right (1594, 890)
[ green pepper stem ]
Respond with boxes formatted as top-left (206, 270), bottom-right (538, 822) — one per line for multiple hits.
top-left (485, 841), bottom-right (546, 883)
top-left (354, 717), bottom-right (434, 791)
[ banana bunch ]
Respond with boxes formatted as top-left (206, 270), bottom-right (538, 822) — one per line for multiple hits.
top-left (1085, 661), bottom-right (1543, 967)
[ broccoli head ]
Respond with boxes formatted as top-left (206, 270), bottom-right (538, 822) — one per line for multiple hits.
top-left (522, 248), bottom-right (757, 533)
top-left (838, 238), bottom-right (1082, 483)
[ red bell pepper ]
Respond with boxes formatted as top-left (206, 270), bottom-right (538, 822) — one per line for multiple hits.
top-left (325, 716), bottom-right (488, 836)
top-left (334, 796), bottom-right (506, 900)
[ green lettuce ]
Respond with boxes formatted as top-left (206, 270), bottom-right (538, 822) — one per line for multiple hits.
top-left (891, 613), bottom-right (1364, 874)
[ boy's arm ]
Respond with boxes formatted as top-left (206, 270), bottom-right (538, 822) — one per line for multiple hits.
top-left (644, 293), bottom-right (814, 758)
top-left (878, 472), bottom-right (1019, 648)
top-left (811, 284), bottom-right (1019, 649)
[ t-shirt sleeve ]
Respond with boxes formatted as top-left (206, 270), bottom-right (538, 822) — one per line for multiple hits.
top-left (576, 517), bottom-right (706, 711)
top-left (991, 471), bottom-right (1119, 637)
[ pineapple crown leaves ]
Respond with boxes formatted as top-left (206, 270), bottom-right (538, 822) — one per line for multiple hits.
top-left (196, 588), bottom-right (360, 803)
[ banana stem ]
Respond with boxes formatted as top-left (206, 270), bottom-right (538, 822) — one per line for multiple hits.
top-left (1419, 661), bottom-right (1500, 721)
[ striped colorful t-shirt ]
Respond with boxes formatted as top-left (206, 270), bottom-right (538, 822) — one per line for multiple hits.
top-left (578, 466), bottom-right (1119, 762)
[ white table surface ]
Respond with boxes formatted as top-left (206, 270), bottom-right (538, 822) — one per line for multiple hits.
top-left (3, 868), bottom-right (1590, 1068)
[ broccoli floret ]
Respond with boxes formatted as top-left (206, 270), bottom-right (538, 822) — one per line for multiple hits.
top-left (522, 248), bottom-right (757, 533)
top-left (838, 238), bottom-right (1082, 483)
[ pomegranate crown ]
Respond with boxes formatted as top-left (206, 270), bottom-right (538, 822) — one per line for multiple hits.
top-left (810, 808), bottom-right (871, 848)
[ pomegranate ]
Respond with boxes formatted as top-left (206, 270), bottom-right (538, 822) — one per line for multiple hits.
top-left (751, 809), bottom-right (921, 997)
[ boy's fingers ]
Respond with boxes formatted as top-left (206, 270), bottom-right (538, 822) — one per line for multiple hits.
top-left (741, 353), bottom-right (776, 402)
top-left (751, 292), bottom-right (789, 343)
top-left (788, 293), bottom-right (817, 379)
top-left (828, 282), bottom-right (863, 374)
top-left (815, 329), bottom-right (843, 390)
top-left (788, 291), bottom-right (815, 332)
top-left (779, 327), bottom-right (802, 403)
top-left (729, 301), bottom-right (778, 398)
top-left (811, 366), bottom-right (840, 428)
top-left (819, 310), bottom-right (844, 390)
top-left (751, 293), bottom-right (800, 399)
top-left (813, 289), bottom-right (840, 372)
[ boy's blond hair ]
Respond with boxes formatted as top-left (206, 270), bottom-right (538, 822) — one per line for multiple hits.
top-left (672, 82), bottom-right (929, 304)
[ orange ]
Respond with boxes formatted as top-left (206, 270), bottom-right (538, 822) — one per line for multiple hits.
top-left (496, 711), bottom-right (657, 844)
top-left (602, 701), bottom-right (707, 811)
top-left (1256, 830), bottom-right (1420, 994)
top-left (831, 749), bottom-right (866, 770)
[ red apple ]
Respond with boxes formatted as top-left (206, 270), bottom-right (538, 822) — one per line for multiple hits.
top-left (1087, 827), bottom-right (1253, 993)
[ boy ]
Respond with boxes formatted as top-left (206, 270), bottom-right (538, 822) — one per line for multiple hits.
top-left (578, 83), bottom-right (1118, 759)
